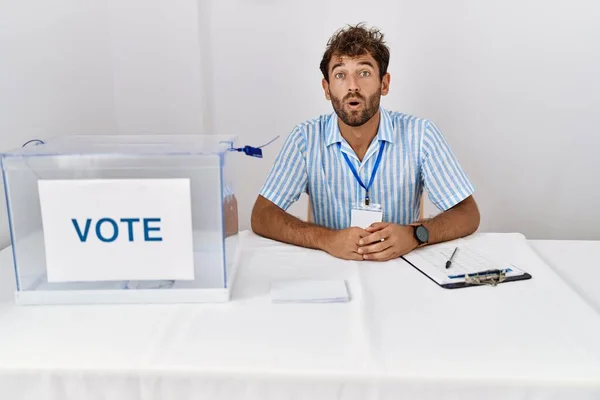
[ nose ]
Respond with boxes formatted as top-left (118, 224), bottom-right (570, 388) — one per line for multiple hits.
top-left (347, 75), bottom-right (360, 92)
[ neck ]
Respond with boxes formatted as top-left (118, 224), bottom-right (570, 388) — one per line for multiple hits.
top-left (338, 109), bottom-right (381, 161)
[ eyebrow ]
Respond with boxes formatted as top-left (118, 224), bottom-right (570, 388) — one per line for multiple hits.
top-left (357, 61), bottom-right (375, 69)
top-left (330, 62), bottom-right (345, 71)
top-left (330, 60), bottom-right (375, 73)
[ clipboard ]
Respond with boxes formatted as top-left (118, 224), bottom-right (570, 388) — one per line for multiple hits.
top-left (401, 240), bottom-right (532, 289)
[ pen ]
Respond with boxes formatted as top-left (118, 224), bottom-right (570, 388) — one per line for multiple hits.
top-left (445, 247), bottom-right (458, 269)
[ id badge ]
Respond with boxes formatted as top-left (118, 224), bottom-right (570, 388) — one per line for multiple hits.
top-left (351, 203), bottom-right (383, 229)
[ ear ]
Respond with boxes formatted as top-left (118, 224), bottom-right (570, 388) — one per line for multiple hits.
top-left (380, 73), bottom-right (391, 96)
top-left (322, 78), bottom-right (331, 100)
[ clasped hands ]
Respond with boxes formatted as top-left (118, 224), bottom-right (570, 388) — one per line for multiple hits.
top-left (324, 222), bottom-right (419, 261)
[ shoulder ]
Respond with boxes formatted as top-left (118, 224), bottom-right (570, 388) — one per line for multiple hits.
top-left (383, 108), bottom-right (434, 133)
top-left (290, 112), bottom-right (332, 139)
top-left (380, 108), bottom-right (437, 152)
top-left (277, 113), bottom-right (333, 155)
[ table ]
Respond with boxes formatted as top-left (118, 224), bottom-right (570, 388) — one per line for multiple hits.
top-left (0, 231), bottom-right (599, 400)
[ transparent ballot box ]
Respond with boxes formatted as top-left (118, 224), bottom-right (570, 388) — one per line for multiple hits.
top-left (0, 135), bottom-right (240, 305)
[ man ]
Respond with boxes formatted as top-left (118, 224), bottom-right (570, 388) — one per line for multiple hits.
top-left (251, 23), bottom-right (480, 261)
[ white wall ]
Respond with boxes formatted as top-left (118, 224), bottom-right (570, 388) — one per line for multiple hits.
top-left (1, 0), bottom-right (598, 247)
top-left (107, 1), bottom-right (206, 134)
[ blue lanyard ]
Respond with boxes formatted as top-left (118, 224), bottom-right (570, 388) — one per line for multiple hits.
top-left (338, 141), bottom-right (386, 206)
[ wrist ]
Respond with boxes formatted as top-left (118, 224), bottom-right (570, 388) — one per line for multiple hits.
top-left (318, 228), bottom-right (337, 253)
top-left (412, 224), bottom-right (430, 248)
top-left (406, 226), bottom-right (419, 250)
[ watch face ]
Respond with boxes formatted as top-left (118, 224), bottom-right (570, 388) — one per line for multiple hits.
top-left (416, 225), bottom-right (429, 243)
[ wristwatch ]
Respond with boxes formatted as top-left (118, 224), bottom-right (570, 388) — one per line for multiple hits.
top-left (413, 224), bottom-right (429, 246)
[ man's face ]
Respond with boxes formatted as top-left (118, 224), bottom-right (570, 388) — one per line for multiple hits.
top-left (322, 53), bottom-right (390, 127)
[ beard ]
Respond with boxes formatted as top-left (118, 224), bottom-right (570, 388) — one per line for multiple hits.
top-left (331, 89), bottom-right (381, 127)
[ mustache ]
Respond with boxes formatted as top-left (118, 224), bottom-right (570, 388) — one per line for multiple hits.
top-left (343, 93), bottom-right (365, 102)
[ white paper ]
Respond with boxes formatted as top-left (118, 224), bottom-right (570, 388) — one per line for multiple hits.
top-left (38, 178), bottom-right (195, 282)
top-left (270, 280), bottom-right (350, 303)
top-left (350, 208), bottom-right (382, 229)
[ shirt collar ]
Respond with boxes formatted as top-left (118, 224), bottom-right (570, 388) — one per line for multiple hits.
top-left (325, 107), bottom-right (395, 147)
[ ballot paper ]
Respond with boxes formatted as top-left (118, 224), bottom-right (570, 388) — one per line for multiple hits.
top-left (270, 279), bottom-right (350, 303)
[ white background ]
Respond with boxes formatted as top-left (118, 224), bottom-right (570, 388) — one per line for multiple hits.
top-left (1, 0), bottom-right (599, 248)
top-left (38, 178), bottom-right (194, 282)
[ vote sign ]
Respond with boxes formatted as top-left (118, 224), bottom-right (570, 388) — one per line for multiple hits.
top-left (38, 179), bottom-right (194, 282)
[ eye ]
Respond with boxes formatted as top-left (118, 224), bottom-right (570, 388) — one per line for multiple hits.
top-left (334, 72), bottom-right (344, 79)
top-left (359, 70), bottom-right (371, 77)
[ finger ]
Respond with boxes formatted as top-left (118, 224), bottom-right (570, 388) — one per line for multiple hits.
top-left (363, 248), bottom-right (398, 261)
top-left (355, 228), bottom-right (371, 238)
top-left (359, 229), bottom-right (389, 246)
top-left (358, 239), bottom-right (392, 255)
top-left (366, 222), bottom-right (388, 232)
top-left (350, 227), bottom-right (370, 237)
top-left (358, 229), bottom-right (371, 238)
top-left (348, 251), bottom-right (365, 261)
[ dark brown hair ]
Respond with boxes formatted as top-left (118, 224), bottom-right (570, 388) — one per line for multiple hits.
top-left (320, 23), bottom-right (390, 82)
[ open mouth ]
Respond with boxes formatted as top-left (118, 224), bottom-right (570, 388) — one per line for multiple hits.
top-left (348, 100), bottom-right (361, 107)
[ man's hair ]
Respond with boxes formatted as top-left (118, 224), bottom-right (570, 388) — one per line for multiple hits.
top-left (319, 23), bottom-right (390, 82)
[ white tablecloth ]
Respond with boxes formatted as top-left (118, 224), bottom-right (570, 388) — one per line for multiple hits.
top-left (0, 231), bottom-right (599, 400)
top-left (530, 240), bottom-right (600, 313)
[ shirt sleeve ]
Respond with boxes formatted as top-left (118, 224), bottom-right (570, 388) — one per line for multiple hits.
top-left (421, 120), bottom-right (475, 211)
top-left (259, 126), bottom-right (308, 211)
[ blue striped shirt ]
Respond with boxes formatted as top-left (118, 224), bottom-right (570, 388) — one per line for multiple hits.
top-left (259, 107), bottom-right (474, 229)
